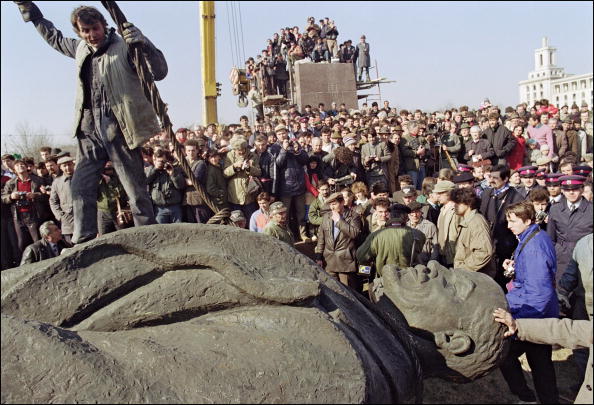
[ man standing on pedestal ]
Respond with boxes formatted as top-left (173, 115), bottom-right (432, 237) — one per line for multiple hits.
top-left (14, 1), bottom-right (167, 244)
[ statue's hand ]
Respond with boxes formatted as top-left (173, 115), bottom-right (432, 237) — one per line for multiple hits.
top-left (122, 22), bottom-right (146, 45)
top-left (14, 1), bottom-right (43, 23)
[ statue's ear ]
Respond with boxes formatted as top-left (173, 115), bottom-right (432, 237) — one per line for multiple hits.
top-left (434, 330), bottom-right (472, 355)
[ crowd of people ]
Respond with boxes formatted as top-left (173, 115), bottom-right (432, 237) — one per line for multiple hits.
top-left (3, 97), bottom-right (593, 402)
top-left (245, 15), bottom-right (372, 102)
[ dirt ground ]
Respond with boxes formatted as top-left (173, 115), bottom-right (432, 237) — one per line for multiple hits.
top-left (422, 348), bottom-right (581, 404)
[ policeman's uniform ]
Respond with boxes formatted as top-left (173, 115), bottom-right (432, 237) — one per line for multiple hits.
top-left (547, 175), bottom-right (593, 283)
top-left (517, 166), bottom-right (541, 200)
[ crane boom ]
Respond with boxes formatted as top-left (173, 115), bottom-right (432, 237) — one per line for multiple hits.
top-left (200, 1), bottom-right (218, 125)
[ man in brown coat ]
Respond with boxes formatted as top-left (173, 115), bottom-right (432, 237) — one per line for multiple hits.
top-left (315, 192), bottom-right (363, 290)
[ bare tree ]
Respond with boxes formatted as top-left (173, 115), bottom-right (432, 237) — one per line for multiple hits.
top-left (2, 122), bottom-right (52, 159)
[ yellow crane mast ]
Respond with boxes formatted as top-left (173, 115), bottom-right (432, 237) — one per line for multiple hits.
top-left (200, 1), bottom-right (219, 125)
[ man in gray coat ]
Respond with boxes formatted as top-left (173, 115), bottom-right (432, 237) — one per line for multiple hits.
top-left (356, 35), bottom-right (371, 82)
top-left (15, 2), bottom-right (168, 244)
top-left (49, 156), bottom-right (75, 243)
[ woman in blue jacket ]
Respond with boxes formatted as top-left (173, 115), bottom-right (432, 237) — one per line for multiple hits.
top-left (499, 201), bottom-right (559, 404)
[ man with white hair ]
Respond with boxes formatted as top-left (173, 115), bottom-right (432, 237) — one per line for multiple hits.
top-left (464, 125), bottom-right (494, 163)
top-left (20, 220), bottom-right (73, 265)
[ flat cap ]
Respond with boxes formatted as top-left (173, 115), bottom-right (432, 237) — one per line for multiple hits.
top-left (453, 172), bottom-right (475, 184)
top-left (57, 156), bottom-right (75, 165)
top-left (433, 180), bottom-right (455, 193)
top-left (325, 192), bottom-right (345, 205)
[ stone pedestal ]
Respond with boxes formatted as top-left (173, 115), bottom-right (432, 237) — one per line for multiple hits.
top-left (294, 62), bottom-right (358, 111)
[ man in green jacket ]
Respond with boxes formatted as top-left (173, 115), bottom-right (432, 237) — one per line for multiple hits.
top-left (356, 203), bottom-right (424, 278)
top-left (263, 201), bottom-right (294, 246)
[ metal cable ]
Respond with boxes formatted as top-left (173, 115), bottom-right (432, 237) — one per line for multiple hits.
top-left (225, 1), bottom-right (236, 67)
top-left (237, 1), bottom-right (247, 63)
top-left (230, 1), bottom-right (242, 66)
top-left (101, 1), bottom-right (231, 225)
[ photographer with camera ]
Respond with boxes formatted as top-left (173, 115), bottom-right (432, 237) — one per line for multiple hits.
top-left (499, 201), bottom-right (559, 404)
top-left (145, 150), bottom-right (186, 224)
top-left (1, 159), bottom-right (48, 262)
top-left (269, 125), bottom-right (310, 241)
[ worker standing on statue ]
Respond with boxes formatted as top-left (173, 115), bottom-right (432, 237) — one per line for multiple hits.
top-left (356, 35), bottom-right (371, 82)
top-left (13, 1), bottom-right (168, 244)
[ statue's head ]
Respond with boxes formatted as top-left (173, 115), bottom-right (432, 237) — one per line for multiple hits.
top-left (377, 261), bottom-right (509, 381)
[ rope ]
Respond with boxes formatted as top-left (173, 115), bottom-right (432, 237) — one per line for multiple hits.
top-left (101, 1), bottom-right (231, 225)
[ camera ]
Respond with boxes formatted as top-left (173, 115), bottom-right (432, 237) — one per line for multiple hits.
top-left (535, 210), bottom-right (548, 224)
top-left (15, 192), bottom-right (30, 208)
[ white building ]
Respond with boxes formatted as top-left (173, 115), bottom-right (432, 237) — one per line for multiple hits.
top-left (518, 37), bottom-right (592, 108)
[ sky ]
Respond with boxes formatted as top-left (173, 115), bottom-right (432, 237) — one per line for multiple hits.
top-left (1, 1), bottom-right (593, 146)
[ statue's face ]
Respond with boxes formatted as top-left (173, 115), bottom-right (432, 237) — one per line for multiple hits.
top-left (378, 261), bottom-right (509, 381)
top-left (383, 262), bottom-right (479, 332)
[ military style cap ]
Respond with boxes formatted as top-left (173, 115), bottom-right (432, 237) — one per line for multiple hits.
top-left (269, 201), bottom-right (288, 215)
top-left (460, 123), bottom-right (470, 129)
top-left (453, 172), bottom-right (475, 184)
top-left (518, 166), bottom-right (538, 178)
top-left (402, 187), bottom-right (417, 197)
top-left (562, 117), bottom-right (572, 124)
top-left (325, 192), bottom-right (345, 204)
top-left (378, 126), bottom-right (391, 134)
top-left (545, 173), bottom-right (563, 186)
top-left (299, 117), bottom-right (309, 123)
top-left (535, 168), bottom-right (547, 179)
top-left (573, 165), bottom-right (592, 177)
top-left (392, 125), bottom-right (403, 132)
top-left (331, 131), bottom-right (342, 139)
top-left (457, 163), bottom-right (473, 173)
top-left (559, 175), bottom-right (586, 189)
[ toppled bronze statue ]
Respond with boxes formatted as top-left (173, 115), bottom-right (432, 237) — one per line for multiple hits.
top-left (1, 224), bottom-right (421, 403)
top-left (1, 225), bottom-right (509, 403)
top-left (371, 261), bottom-right (510, 382)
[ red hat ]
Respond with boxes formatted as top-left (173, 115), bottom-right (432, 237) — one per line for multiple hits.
top-left (535, 169), bottom-right (547, 179)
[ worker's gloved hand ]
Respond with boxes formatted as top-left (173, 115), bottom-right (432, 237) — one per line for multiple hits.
top-left (122, 22), bottom-right (145, 45)
top-left (14, 1), bottom-right (43, 23)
